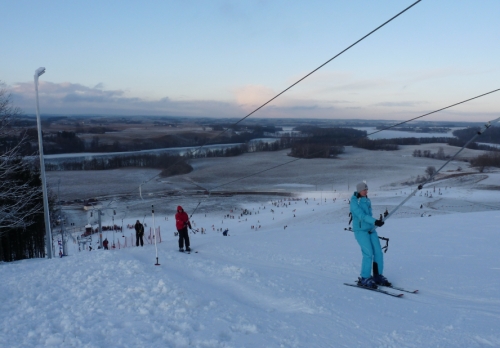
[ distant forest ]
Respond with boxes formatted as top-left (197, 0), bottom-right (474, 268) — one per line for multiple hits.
top-left (452, 126), bottom-right (500, 145)
top-left (37, 125), bottom-right (283, 155)
top-left (288, 126), bottom-right (364, 158)
top-left (470, 152), bottom-right (500, 172)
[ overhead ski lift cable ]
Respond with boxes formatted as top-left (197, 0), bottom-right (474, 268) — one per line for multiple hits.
top-left (205, 89), bottom-right (500, 193)
top-left (188, 90), bottom-right (500, 216)
top-left (135, 0), bottom-right (422, 194)
top-left (367, 89), bottom-right (500, 138)
top-left (105, 87), bottom-right (500, 220)
top-left (185, 111), bottom-right (500, 234)
top-left (381, 116), bottom-right (500, 222)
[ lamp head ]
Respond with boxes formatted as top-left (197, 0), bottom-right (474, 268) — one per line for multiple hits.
top-left (35, 67), bottom-right (46, 77)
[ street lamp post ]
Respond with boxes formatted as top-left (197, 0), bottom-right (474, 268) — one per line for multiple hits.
top-left (34, 67), bottom-right (53, 259)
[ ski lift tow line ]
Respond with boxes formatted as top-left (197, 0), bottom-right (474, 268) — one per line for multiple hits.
top-left (367, 89), bottom-right (500, 139)
top-left (189, 190), bottom-right (212, 218)
top-left (131, 0), bottom-right (422, 197)
top-left (124, 90), bottom-right (500, 219)
top-left (383, 116), bottom-right (500, 222)
top-left (208, 90), bottom-right (500, 192)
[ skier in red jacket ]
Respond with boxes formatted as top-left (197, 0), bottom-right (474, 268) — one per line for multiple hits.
top-left (175, 205), bottom-right (192, 252)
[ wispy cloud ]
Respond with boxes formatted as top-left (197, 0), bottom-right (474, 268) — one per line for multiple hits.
top-left (374, 101), bottom-right (427, 108)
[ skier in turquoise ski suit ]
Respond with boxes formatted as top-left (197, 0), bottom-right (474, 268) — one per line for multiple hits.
top-left (350, 182), bottom-right (390, 286)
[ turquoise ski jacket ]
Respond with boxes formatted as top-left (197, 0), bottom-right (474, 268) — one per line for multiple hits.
top-left (350, 191), bottom-right (376, 232)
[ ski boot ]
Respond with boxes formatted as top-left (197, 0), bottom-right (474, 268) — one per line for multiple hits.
top-left (357, 277), bottom-right (377, 289)
top-left (373, 274), bottom-right (392, 286)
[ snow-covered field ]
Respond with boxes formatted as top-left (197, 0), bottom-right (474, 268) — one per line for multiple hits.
top-left (2, 146), bottom-right (500, 347)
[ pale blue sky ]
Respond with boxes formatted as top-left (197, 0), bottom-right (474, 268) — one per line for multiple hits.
top-left (1, 0), bottom-right (499, 121)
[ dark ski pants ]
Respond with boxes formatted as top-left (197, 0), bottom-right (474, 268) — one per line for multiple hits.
top-left (178, 227), bottom-right (190, 249)
top-left (136, 233), bottom-right (144, 246)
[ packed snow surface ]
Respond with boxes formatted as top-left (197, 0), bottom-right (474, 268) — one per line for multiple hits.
top-left (2, 183), bottom-right (500, 347)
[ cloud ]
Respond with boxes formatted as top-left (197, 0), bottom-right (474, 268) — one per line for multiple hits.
top-left (12, 81), bottom-right (124, 102)
top-left (10, 81), bottom-right (247, 117)
top-left (6, 78), bottom-right (497, 122)
top-left (233, 84), bottom-right (276, 108)
top-left (374, 101), bottom-right (427, 108)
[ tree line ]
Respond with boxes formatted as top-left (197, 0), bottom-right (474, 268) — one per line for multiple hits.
top-left (289, 127), bottom-right (363, 158)
top-left (46, 138), bottom-right (294, 172)
top-left (13, 124), bottom-right (288, 155)
top-left (453, 126), bottom-right (500, 144)
top-left (470, 152), bottom-right (500, 172)
top-left (0, 159), bottom-right (47, 261)
top-left (0, 82), bottom-right (47, 261)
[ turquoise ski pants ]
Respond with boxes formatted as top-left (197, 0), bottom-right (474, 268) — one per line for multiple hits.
top-left (354, 230), bottom-right (384, 279)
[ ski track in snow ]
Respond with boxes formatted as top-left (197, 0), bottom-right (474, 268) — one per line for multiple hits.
top-left (2, 179), bottom-right (500, 347)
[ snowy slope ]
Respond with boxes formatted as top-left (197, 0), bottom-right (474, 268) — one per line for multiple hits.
top-left (1, 188), bottom-right (500, 347)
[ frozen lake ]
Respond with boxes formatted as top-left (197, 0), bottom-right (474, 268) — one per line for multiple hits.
top-left (44, 143), bottom-right (244, 163)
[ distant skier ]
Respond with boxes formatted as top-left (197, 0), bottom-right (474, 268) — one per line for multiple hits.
top-left (103, 238), bottom-right (109, 250)
top-left (350, 182), bottom-right (391, 289)
top-left (222, 229), bottom-right (229, 236)
top-left (134, 220), bottom-right (144, 247)
top-left (175, 205), bottom-right (192, 252)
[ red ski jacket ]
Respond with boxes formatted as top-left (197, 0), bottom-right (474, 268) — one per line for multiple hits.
top-left (175, 206), bottom-right (191, 230)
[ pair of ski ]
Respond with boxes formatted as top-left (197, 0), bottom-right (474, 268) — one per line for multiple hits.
top-left (179, 249), bottom-right (198, 254)
top-left (344, 282), bottom-right (418, 298)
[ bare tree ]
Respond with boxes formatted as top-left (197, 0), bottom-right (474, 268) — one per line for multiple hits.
top-left (436, 147), bottom-right (445, 160)
top-left (0, 82), bottom-right (43, 235)
top-left (425, 166), bottom-right (437, 178)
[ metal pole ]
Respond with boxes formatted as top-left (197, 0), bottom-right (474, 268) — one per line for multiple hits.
top-left (153, 205), bottom-right (160, 265)
top-left (98, 210), bottom-right (102, 249)
top-left (34, 67), bottom-right (53, 259)
top-left (58, 179), bottom-right (68, 256)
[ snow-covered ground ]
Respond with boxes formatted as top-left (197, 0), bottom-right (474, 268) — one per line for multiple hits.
top-left (2, 177), bottom-right (500, 347)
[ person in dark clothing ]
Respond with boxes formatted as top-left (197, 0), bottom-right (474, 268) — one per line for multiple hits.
top-left (134, 220), bottom-right (144, 247)
top-left (175, 205), bottom-right (192, 252)
top-left (103, 238), bottom-right (109, 250)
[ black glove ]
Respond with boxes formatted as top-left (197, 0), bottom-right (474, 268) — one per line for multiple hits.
top-left (374, 219), bottom-right (384, 227)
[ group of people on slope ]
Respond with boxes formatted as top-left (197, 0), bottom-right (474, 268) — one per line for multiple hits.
top-left (133, 205), bottom-right (192, 252)
top-left (130, 183), bottom-right (390, 289)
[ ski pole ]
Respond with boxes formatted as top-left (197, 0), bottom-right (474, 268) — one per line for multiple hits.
top-left (384, 116), bottom-right (500, 222)
top-left (344, 227), bottom-right (389, 253)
